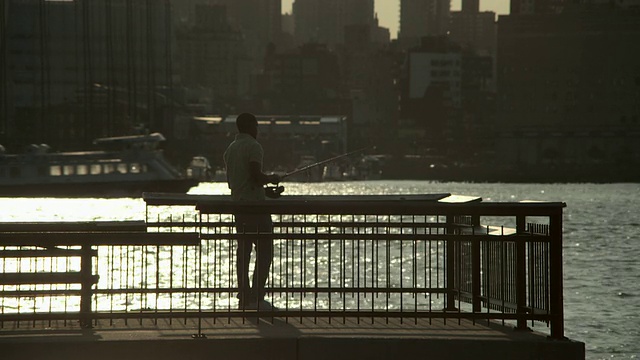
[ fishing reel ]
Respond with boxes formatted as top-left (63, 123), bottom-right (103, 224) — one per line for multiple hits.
top-left (264, 184), bottom-right (285, 199)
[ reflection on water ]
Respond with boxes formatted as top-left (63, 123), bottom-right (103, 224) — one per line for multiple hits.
top-left (0, 197), bottom-right (145, 222)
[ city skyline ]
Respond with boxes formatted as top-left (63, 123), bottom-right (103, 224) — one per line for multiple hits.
top-left (282, 0), bottom-right (510, 38)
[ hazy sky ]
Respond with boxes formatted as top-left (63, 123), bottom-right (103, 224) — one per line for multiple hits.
top-left (282, 0), bottom-right (510, 39)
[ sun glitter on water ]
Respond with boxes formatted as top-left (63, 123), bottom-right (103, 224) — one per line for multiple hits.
top-left (0, 197), bottom-right (146, 222)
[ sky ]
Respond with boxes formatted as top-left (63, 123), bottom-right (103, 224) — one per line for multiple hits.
top-left (281, 0), bottom-right (510, 39)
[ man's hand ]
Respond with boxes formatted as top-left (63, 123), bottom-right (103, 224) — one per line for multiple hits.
top-left (267, 174), bottom-right (281, 184)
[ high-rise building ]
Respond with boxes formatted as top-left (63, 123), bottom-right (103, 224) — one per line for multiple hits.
top-left (172, 0), bottom-right (282, 72)
top-left (511, 0), bottom-right (640, 14)
top-left (293, 0), bottom-right (376, 48)
top-left (175, 5), bottom-right (251, 100)
top-left (449, 0), bottom-right (496, 58)
top-left (219, 0), bottom-right (282, 55)
top-left (399, 0), bottom-right (451, 49)
top-left (462, 0), bottom-right (479, 12)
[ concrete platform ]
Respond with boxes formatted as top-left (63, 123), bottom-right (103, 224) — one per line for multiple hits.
top-left (0, 316), bottom-right (584, 360)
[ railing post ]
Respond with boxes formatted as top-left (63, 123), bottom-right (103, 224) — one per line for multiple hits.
top-left (471, 215), bottom-right (481, 312)
top-left (471, 242), bottom-right (481, 312)
top-left (444, 215), bottom-right (457, 311)
top-left (80, 243), bottom-right (94, 328)
top-left (515, 214), bottom-right (528, 331)
top-left (549, 208), bottom-right (565, 339)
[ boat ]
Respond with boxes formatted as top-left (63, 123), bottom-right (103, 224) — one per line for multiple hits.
top-left (0, 132), bottom-right (201, 198)
top-left (186, 156), bottom-right (213, 181)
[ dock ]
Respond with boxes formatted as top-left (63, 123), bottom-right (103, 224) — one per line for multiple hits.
top-left (0, 193), bottom-right (585, 359)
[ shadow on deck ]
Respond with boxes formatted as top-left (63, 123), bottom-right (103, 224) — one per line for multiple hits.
top-left (0, 317), bottom-right (584, 360)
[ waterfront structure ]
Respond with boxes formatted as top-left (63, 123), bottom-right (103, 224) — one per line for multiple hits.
top-left (496, 5), bottom-right (640, 169)
top-left (189, 114), bottom-right (348, 172)
top-left (1, 0), bottom-right (173, 151)
top-left (399, 0), bottom-right (451, 49)
top-left (292, 0), bottom-right (377, 48)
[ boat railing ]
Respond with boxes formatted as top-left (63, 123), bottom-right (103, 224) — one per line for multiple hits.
top-left (0, 194), bottom-right (566, 340)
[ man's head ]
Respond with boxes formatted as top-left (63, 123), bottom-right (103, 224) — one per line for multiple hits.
top-left (236, 113), bottom-right (258, 138)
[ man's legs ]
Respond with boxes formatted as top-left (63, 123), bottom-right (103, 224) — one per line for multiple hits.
top-left (235, 214), bottom-right (273, 306)
top-left (252, 231), bottom-right (273, 301)
top-left (235, 236), bottom-right (253, 306)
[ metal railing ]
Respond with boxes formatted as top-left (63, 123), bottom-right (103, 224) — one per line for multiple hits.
top-left (0, 194), bottom-right (566, 339)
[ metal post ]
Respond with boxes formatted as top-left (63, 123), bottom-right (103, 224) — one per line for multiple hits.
top-left (471, 239), bottom-right (481, 312)
top-left (515, 215), bottom-right (528, 331)
top-left (471, 215), bottom-right (481, 312)
top-left (444, 215), bottom-right (457, 311)
top-left (80, 243), bottom-right (93, 328)
top-left (549, 209), bottom-right (565, 339)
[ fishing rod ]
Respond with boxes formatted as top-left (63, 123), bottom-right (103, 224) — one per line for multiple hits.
top-left (265, 146), bottom-right (372, 198)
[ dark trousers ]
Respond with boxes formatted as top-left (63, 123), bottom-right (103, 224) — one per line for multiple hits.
top-left (235, 213), bottom-right (273, 304)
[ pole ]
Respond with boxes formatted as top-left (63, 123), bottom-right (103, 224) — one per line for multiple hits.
top-left (282, 147), bottom-right (371, 180)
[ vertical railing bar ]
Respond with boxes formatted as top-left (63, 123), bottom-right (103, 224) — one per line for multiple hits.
top-left (516, 215), bottom-right (527, 331)
top-left (124, 241), bottom-right (131, 326)
top-left (500, 227), bottom-right (505, 327)
top-left (285, 215), bottom-right (290, 323)
top-left (195, 213), bottom-right (203, 337)
top-left (49, 246), bottom-right (55, 327)
top-left (31, 249), bottom-right (37, 328)
top-left (314, 214), bottom-right (318, 324)
top-left (229, 215), bottom-right (234, 324)
top-left (356, 217), bottom-right (361, 324)
top-left (428, 226), bottom-right (432, 325)
top-left (399, 219), bottom-right (403, 325)
top-left (109, 244), bottom-right (115, 326)
top-left (301, 215), bottom-right (305, 324)
top-left (341, 214), bottom-right (346, 325)
top-left (328, 214), bottom-right (332, 324)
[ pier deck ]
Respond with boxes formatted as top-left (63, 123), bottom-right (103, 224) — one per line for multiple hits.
top-left (0, 317), bottom-right (584, 360)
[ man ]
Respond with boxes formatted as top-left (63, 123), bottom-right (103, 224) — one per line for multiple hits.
top-left (223, 113), bottom-right (281, 309)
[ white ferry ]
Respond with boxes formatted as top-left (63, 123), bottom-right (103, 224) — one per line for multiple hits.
top-left (0, 133), bottom-right (201, 198)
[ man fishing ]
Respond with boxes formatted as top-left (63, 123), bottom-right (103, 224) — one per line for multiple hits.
top-left (223, 113), bottom-right (281, 310)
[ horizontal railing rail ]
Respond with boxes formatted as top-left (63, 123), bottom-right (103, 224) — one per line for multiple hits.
top-left (0, 195), bottom-right (566, 340)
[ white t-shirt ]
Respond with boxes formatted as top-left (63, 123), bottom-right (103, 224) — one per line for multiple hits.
top-left (223, 133), bottom-right (265, 201)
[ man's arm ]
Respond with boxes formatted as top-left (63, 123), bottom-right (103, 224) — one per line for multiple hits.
top-left (249, 161), bottom-right (281, 185)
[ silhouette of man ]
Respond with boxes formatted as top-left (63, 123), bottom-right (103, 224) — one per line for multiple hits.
top-left (223, 113), bottom-right (281, 309)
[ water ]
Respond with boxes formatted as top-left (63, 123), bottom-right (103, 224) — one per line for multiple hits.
top-left (0, 180), bottom-right (638, 360)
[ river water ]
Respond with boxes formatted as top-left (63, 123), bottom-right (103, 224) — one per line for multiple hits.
top-left (0, 180), bottom-right (638, 360)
